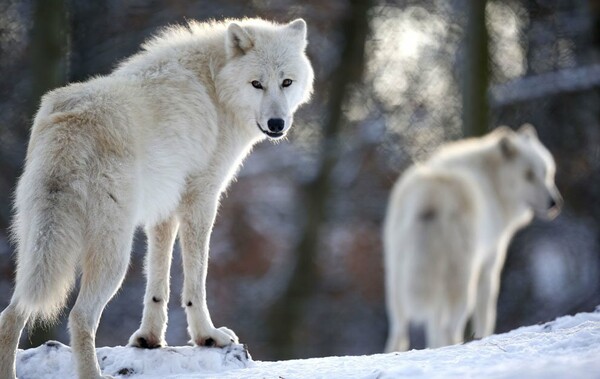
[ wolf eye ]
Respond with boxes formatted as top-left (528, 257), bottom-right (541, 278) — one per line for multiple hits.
top-left (525, 169), bottom-right (535, 182)
top-left (251, 80), bottom-right (263, 89)
top-left (282, 79), bottom-right (293, 87)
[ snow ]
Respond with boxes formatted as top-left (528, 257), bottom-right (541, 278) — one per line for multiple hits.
top-left (16, 309), bottom-right (600, 379)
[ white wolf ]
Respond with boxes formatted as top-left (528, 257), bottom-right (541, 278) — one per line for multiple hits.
top-left (383, 125), bottom-right (562, 351)
top-left (0, 18), bottom-right (313, 379)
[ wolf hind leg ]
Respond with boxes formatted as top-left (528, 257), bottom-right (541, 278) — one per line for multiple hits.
top-left (0, 303), bottom-right (30, 379)
top-left (442, 302), bottom-right (471, 347)
top-left (69, 219), bottom-right (135, 379)
top-left (384, 255), bottom-right (409, 352)
top-left (129, 216), bottom-right (179, 349)
top-left (384, 309), bottom-right (409, 352)
top-left (426, 282), bottom-right (475, 348)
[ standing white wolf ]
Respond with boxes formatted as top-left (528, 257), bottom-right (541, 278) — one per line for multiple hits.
top-left (384, 125), bottom-right (562, 352)
top-left (0, 18), bottom-right (313, 379)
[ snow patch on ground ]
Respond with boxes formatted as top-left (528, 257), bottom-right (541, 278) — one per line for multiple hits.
top-left (16, 343), bottom-right (252, 379)
top-left (16, 309), bottom-right (600, 378)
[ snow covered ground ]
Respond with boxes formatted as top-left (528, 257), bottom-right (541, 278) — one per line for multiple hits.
top-left (16, 309), bottom-right (600, 379)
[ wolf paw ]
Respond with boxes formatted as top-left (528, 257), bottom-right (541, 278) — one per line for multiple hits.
top-left (194, 326), bottom-right (239, 347)
top-left (127, 330), bottom-right (165, 349)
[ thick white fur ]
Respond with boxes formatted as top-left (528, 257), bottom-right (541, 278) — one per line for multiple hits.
top-left (0, 18), bottom-right (313, 379)
top-left (384, 125), bottom-right (562, 351)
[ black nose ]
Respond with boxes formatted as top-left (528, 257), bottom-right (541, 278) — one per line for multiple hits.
top-left (267, 118), bottom-right (285, 133)
top-left (548, 194), bottom-right (562, 210)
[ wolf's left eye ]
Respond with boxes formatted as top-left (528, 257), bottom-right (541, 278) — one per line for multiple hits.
top-left (282, 79), bottom-right (293, 87)
top-left (525, 169), bottom-right (535, 182)
top-left (251, 80), bottom-right (263, 89)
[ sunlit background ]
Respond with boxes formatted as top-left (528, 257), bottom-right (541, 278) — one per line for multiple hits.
top-left (0, 0), bottom-right (599, 360)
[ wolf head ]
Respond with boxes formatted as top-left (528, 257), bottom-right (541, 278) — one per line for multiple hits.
top-left (216, 19), bottom-right (314, 140)
top-left (493, 124), bottom-right (562, 220)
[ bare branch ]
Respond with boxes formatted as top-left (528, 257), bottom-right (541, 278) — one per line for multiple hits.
top-left (489, 64), bottom-right (600, 108)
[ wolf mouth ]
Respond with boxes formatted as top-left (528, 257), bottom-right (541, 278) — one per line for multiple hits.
top-left (256, 123), bottom-right (285, 139)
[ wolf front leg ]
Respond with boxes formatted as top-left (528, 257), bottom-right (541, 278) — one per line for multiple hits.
top-left (472, 261), bottom-right (502, 339)
top-left (129, 216), bottom-right (179, 348)
top-left (177, 185), bottom-right (238, 347)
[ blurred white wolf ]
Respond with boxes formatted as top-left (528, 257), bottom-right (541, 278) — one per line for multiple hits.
top-left (384, 125), bottom-right (562, 351)
top-left (0, 18), bottom-right (313, 379)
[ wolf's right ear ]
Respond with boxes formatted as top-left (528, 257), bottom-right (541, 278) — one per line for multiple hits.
top-left (287, 19), bottom-right (307, 39)
top-left (286, 19), bottom-right (308, 50)
top-left (226, 22), bottom-right (254, 58)
top-left (518, 123), bottom-right (538, 139)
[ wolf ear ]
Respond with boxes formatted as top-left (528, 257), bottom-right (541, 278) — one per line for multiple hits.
top-left (499, 134), bottom-right (518, 160)
top-left (286, 19), bottom-right (307, 49)
top-left (491, 125), bottom-right (513, 136)
top-left (518, 123), bottom-right (538, 139)
top-left (287, 19), bottom-right (307, 39)
top-left (226, 22), bottom-right (254, 58)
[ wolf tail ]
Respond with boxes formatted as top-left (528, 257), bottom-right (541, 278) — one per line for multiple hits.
top-left (10, 115), bottom-right (89, 323)
top-left (385, 169), bottom-right (476, 315)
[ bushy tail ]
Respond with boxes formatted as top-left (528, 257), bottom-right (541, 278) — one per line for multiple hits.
top-left (406, 182), bottom-right (475, 303)
top-left (385, 169), bottom-right (476, 316)
top-left (10, 119), bottom-right (88, 323)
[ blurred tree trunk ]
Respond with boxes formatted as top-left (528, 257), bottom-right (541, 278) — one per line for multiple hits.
top-left (462, 0), bottom-right (489, 137)
top-left (592, 0), bottom-right (600, 48)
top-left (266, 0), bottom-right (371, 359)
top-left (30, 0), bottom-right (70, 109)
top-left (69, 1), bottom-right (110, 81)
top-left (462, 0), bottom-right (489, 340)
top-left (26, 0), bottom-right (70, 348)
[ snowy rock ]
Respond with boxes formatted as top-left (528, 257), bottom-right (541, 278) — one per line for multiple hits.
top-left (15, 309), bottom-right (600, 378)
top-left (16, 342), bottom-right (252, 379)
